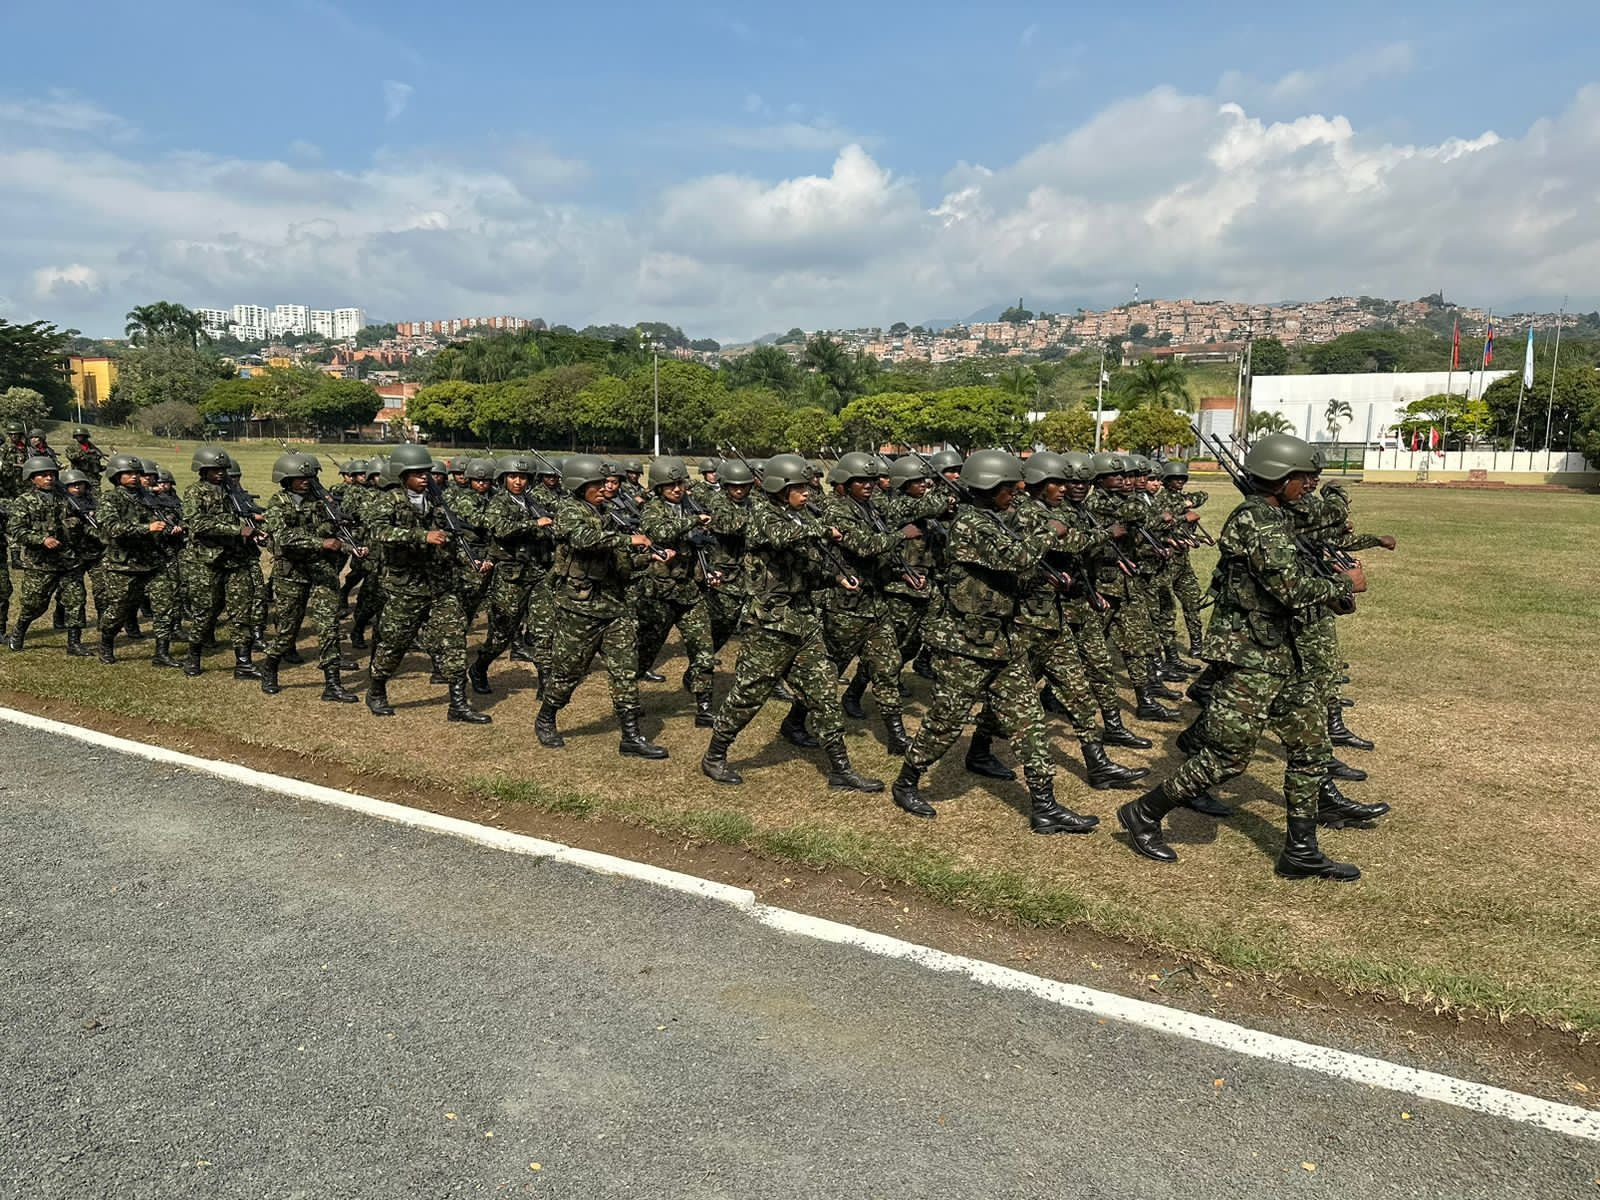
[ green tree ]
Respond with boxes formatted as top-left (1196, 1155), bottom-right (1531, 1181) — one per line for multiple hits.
top-left (123, 301), bottom-right (208, 348)
top-left (720, 344), bottom-right (798, 396)
top-left (1251, 337), bottom-right (1289, 376)
top-left (295, 377), bottom-right (381, 439)
top-left (136, 400), bottom-right (205, 438)
top-left (355, 322), bottom-right (398, 348)
top-left (998, 364), bottom-right (1036, 403)
top-left (706, 387), bottom-right (791, 455)
top-left (999, 299), bottom-right (1033, 324)
top-left (199, 376), bottom-right (269, 425)
top-left (0, 386), bottom-right (49, 431)
top-left (0, 319), bottom-right (74, 410)
top-left (1392, 394), bottom-right (1492, 450)
top-left (1324, 397), bottom-right (1354, 442)
top-left (1246, 411), bottom-right (1294, 443)
top-left (1116, 360), bottom-right (1193, 412)
top-left (566, 375), bottom-right (635, 447)
top-left (803, 334), bottom-right (859, 410)
top-left (533, 364), bottom-right (606, 447)
top-left (888, 321), bottom-right (910, 335)
top-left (1482, 367), bottom-right (1600, 449)
top-left (410, 380), bottom-right (481, 440)
top-left (914, 385), bottom-right (1026, 450)
top-left (774, 327), bottom-right (806, 346)
top-left (109, 339), bottom-right (233, 419)
top-left (1111, 407), bottom-right (1194, 454)
top-left (783, 406), bottom-right (841, 456)
top-left (837, 391), bottom-right (922, 449)
top-left (632, 360), bottom-right (725, 449)
top-left (1030, 407), bottom-right (1095, 452)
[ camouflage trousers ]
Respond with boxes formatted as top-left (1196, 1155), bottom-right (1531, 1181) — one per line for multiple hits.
top-left (15, 567), bottom-right (84, 630)
top-left (352, 563), bottom-right (385, 633)
top-left (479, 564), bottom-right (538, 660)
top-left (458, 568), bottom-right (493, 626)
top-left (821, 601), bottom-right (904, 716)
top-left (713, 618), bottom-right (843, 743)
top-left (707, 586), bottom-right (746, 652)
top-left (1296, 612), bottom-right (1342, 712)
top-left (1163, 662), bottom-right (1331, 821)
top-left (1156, 555), bottom-right (1206, 655)
top-left (371, 586), bottom-right (468, 681)
top-left (97, 569), bottom-right (155, 637)
top-left (905, 648), bottom-right (1053, 781)
top-left (519, 575), bottom-right (557, 672)
top-left (149, 558), bottom-right (183, 641)
top-left (1068, 614), bottom-right (1123, 714)
top-left (267, 570), bottom-right (343, 669)
top-left (883, 594), bottom-right (931, 664)
top-left (542, 603), bottom-right (638, 711)
top-left (1105, 584), bottom-right (1161, 684)
top-left (1017, 626), bottom-right (1101, 747)
top-left (637, 590), bottom-right (716, 695)
top-left (186, 560), bottom-right (258, 650)
top-left (0, 560), bottom-right (11, 622)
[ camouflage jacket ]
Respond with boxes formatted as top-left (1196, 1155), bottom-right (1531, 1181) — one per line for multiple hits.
top-left (817, 492), bottom-right (901, 614)
top-left (550, 496), bottom-right (649, 619)
top-left (264, 489), bottom-right (342, 585)
top-left (881, 489), bottom-right (953, 599)
top-left (1087, 486), bottom-right (1155, 594)
top-left (96, 484), bottom-right (167, 573)
top-left (484, 487), bottom-right (555, 579)
top-left (9, 485), bottom-right (71, 570)
top-left (1055, 497), bottom-right (1118, 625)
top-left (923, 502), bottom-right (1056, 662)
top-left (1315, 484), bottom-right (1385, 552)
top-left (67, 444), bottom-right (107, 478)
top-left (444, 486), bottom-right (495, 588)
top-left (183, 479), bottom-right (255, 568)
top-left (372, 486), bottom-right (461, 599)
top-left (742, 498), bottom-right (838, 637)
top-left (639, 493), bottom-right (709, 603)
top-left (704, 489), bottom-right (753, 598)
top-left (1207, 495), bottom-right (1354, 676)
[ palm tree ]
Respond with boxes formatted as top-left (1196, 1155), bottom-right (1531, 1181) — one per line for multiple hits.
top-left (124, 301), bottom-right (208, 347)
top-left (1116, 360), bottom-right (1193, 412)
top-left (998, 364), bottom-right (1036, 403)
top-left (1324, 397), bottom-right (1353, 443)
top-left (1246, 411), bottom-right (1294, 444)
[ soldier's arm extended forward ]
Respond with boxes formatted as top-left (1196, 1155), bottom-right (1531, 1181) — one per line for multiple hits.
top-left (1233, 507), bottom-right (1358, 610)
top-left (556, 501), bottom-right (633, 552)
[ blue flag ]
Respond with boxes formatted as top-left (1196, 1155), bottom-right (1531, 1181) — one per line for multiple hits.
top-left (1523, 325), bottom-right (1535, 389)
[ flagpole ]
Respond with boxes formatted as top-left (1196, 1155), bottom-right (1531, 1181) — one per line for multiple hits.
top-left (1511, 323), bottom-right (1532, 472)
top-left (1093, 344), bottom-right (1106, 451)
top-left (1544, 298), bottom-right (1565, 457)
top-left (1443, 315), bottom-right (1457, 460)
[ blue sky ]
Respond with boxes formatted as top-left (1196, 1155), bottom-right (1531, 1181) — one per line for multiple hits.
top-left (4, 0), bottom-right (1599, 338)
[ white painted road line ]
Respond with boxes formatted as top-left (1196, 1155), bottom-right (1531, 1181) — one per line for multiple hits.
top-left (3, 703), bottom-right (1597, 1145)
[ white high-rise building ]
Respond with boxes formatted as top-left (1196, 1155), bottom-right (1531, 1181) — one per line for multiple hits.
top-left (310, 309), bottom-right (335, 337)
top-left (197, 308), bottom-right (231, 336)
top-left (331, 307), bottom-right (365, 341)
top-left (230, 303), bottom-right (271, 342)
top-left (271, 304), bottom-right (310, 337)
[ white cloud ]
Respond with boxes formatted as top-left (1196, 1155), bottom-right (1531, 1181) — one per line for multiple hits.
top-left (1219, 42), bottom-right (1415, 107)
top-left (3, 83), bottom-right (1600, 340)
top-left (0, 90), bottom-right (136, 141)
top-left (382, 80), bottom-right (413, 122)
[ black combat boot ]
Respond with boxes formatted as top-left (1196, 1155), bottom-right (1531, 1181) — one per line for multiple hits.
top-left (349, 620), bottom-right (368, 650)
top-left (1082, 743), bottom-right (1150, 790)
top-left (366, 676), bottom-right (395, 717)
top-left (7, 620), bottom-right (30, 652)
top-left (1327, 706), bottom-right (1374, 751)
top-left (447, 677), bottom-right (492, 724)
top-left (1146, 663), bottom-right (1183, 701)
top-left (510, 639), bottom-right (538, 663)
top-left (1175, 718), bottom-right (1204, 758)
top-left (1186, 664), bottom-right (1221, 706)
top-left (124, 616), bottom-right (145, 640)
top-left (148, 636), bottom-right (176, 666)
top-left (1026, 771), bottom-right (1098, 835)
top-left (912, 649), bottom-right (935, 680)
top-left (964, 732), bottom-right (1016, 780)
top-left (320, 666), bottom-right (358, 703)
top-left (468, 650), bottom-right (493, 695)
top-left (1101, 707), bottom-right (1153, 749)
top-left (51, 605), bottom-right (67, 632)
top-left (1164, 647), bottom-right (1200, 677)
top-left (700, 730), bottom-right (743, 785)
top-left (535, 701), bottom-right (564, 747)
top-left (259, 655), bottom-right (282, 695)
top-left (1316, 779), bottom-right (1390, 828)
top-left (251, 625), bottom-right (267, 654)
top-left (66, 628), bottom-right (95, 658)
top-left (282, 646), bottom-right (305, 665)
top-left (635, 667), bottom-right (666, 684)
top-left (428, 656), bottom-right (446, 686)
top-left (881, 711), bottom-right (909, 757)
top-left (1275, 817), bottom-right (1361, 881)
top-left (823, 737), bottom-right (882, 792)
top-left (1184, 790), bottom-right (1234, 817)
top-left (1116, 784), bottom-right (1182, 863)
top-left (1339, 696), bottom-right (1356, 708)
top-left (1133, 685), bottom-right (1180, 722)
top-left (841, 668), bottom-right (868, 719)
top-left (891, 762), bottom-right (936, 817)
top-left (1327, 756), bottom-right (1368, 782)
top-left (182, 643), bottom-right (203, 677)
top-left (693, 691), bottom-right (715, 728)
top-left (233, 649), bottom-right (261, 681)
top-left (779, 702), bottom-right (820, 748)
top-left (617, 706), bottom-right (667, 758)
top-left (97, 631), bottom-right (116, 664)
top-left (1039, 686), bottom-right (1068, 715)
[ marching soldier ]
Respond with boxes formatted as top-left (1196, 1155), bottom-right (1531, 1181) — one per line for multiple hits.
top-left (703, 457), bottom-right (756, 651)
top-left (636, 457), bottom-right (719, 726)
top-left (94, 454), bottom-right (172, 663)
top-left (67, 429), bottom-right (107, 482)
top-left (469, 453), bottom-right (556, 697)
top-left (181, 448), bottom-right (263, 679)
top-left (6, 456), bottom-right (93, 656)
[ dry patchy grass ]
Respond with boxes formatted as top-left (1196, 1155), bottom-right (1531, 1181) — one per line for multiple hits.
top-left (3, 471), bottom-right (1597, 1032)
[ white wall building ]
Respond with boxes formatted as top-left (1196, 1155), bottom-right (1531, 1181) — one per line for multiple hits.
top-left (309, 309), bottom-right (335, 337)
top-left (229, 303), bottom-right (271, 343)
top-left (331, 307), bottom-right (365, 341)
top-left (271, 304), bottom-right (310, 337)
top-left (197, 308), bottom-right (231, 336)
top-left (1249, 370), bottom-right (1514, 445)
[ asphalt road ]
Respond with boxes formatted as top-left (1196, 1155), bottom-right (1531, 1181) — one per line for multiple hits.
top-left (1, 721), bottom-right (1595, 1199)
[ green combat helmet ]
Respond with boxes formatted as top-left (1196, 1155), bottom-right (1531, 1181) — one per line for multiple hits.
top-left (59, 469), bottom-right (91, 488)
top-left (271, 453), bottom-right (314, 484)
top-left (718, 458), bottom-right (756, 487)
top-left (1243, 433), bottom-right (1319, 481)
top-left (22, 455), bottom-right (58, 478)
top-left (72, 427), bottom-right (91, 440)
top-left (388, 444), bottom-right (434, 475)
top-left (1090, 451), bottom-right (1126, 478)
top-left (157, 468), bottom-right (177, 486)
top-left (560, 453), bottom-right (609, 495)
top-left (191, 446), bottom-right (229, 473)
top-left (650, 456), bottom-right (690, 487)
top-left (464, 458), bottom-right (496, 482)
top-left (1122, 455), bottom-right (1149, 477)
top-left (698, 456), bottom-right (719, 476)
top-left (1022, 451), bottom-right (1067, 486)
top-left (833, 451), bottom-right (879, 483)
top-left (1060, 450), bottom-right (1097, 482)
top-left (3, 421), bottom-right (23, 437)
top-left (496, 454), bottom-right (537, 480)
top-left (142, 458), bottom-right (163, 477)
top-left (928, 449), bottom-right (964, 474)
top-left (960, 449), bottom-right (1025, 491)
top-left (105, 453), bottom-right (143, 480)
top-left (1162, 460), bottom-right (1191, 480)
top-left (888, 455), bottom-right (934, 488)
top-left (760, 453), bottom-right (812, 495)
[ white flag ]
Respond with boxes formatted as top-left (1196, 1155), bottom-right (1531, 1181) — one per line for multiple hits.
top-left (1523, 325), bottom-right (1535, 389)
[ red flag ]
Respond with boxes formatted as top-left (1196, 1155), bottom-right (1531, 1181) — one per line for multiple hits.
top-left (1410, 429), bottom-right (1420, 452)
top-left (1429, 426), bottom-right (1440, 450)
top-left (1483, 321), bottom-right (1495, 365)
top-left (1451, 318), bottom-right (1460, 370)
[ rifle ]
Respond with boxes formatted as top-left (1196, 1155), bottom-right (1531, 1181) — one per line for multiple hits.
top-left (306, 475), bottom-right (367, 555)
top-left (137, 487), bottom-right (187, 545)
top-left (55, 484), bottom-right (100, 531)
top-left (221, 474), bottom-right (269, 547)
top-left (1191, 421), bottom-right (1357, 613)
top-left (424, 475), bottom-right (488, 572)
top-left (723, 442), bottom-right (859, 589)
top-left (675, 487), bottom-right (725, 585)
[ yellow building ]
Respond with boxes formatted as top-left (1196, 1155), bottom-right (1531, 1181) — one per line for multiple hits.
top-left (67, 355), bottom-right (118, 414)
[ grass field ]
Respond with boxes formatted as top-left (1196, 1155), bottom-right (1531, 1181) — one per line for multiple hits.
top-left (6, 426), bottom-right (1599, 1035)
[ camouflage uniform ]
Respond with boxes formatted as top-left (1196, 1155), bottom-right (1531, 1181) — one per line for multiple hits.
top-left (710, 498), bottom-right (846, 741)
top-left (477, 486), bottom-right (554, 667)
top-left (1088, 485), bottom-right (1165, 688)
top-left (8, 484), bottom-right (80, 631)
top-left (1060, 498), bottom-right (1124, 714)
top-left (0, 501), bottom-right (11, 631)
top-left (95, 485), bottom-right (166, 639)
top-left (542, 495), bottom-right (651, 711)
top-left (263, 489), bottom-right (345, 669)
top-left (818, 490), bottom-right (905, 721)
top-left (368, 487), bottom-right (470, 682)
top-left (1156, 485), bottom-right (1210, 657)
top-left (1158, 496), bottom-right (1354, 819)
top-left (62, 491), bottom-right (103, 629)
top-left (442, 485), bottom-right (495, 623)
top-left (183, 479), bottom-right (259, 653)
top-left (67, 442), bottom-right (107, 483)
top-left (349, 484), bottom-right (386, 643)
top-left (703, 486), bottom-right (752, 650)
top-left (879, 488), bottom-right (951, 672)
top-left (637, 493), bottom-right (717, 696)
top-left (145, 489), bottom-right (187, 646)
top-left (519, 477), bottom-right (566, 668)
